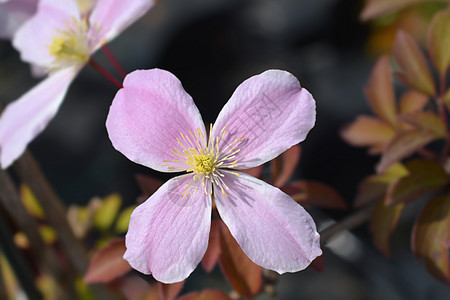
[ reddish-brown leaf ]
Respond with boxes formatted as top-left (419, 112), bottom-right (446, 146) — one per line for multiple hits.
top-left (158, 281), bottom-right (184, 300)
top-left (239, 166), bottom-right (263, 178)
top-left (178, 290), bottom-right (231, 300)
top-left (386, 160), bottom-right (449, 205)
top-left (376, 129), bottom-right (435, 173)
top-left (84, 238), bottom-right (131, 283)
top-left (354, 163), bottom-right (408, 207)
top-left (365, 55), bottom-right (397, 127)
top-left (201, 220), bottom-right (221, 273)
top-left (427, 7), bottom-right (450, 76)
top-left (274, 144), bottom-right (301, 187)
top-left (219, 221), bottom-right (261, 297)
top-left (360, 0), bottom-right (448, 21)
top-left (398, 112), bottom-right (446, 139)
top-left (309, 254), bottom-right (325, 272)
top-left (289, 180), bottom-right (347, 210)
top-left (393, 30), bottom-right (436, 96)
top-left (340, 116), bottom-right (395, 154)
top-left (398, 90), bottom-right (429, 114)
top-left (135, 174), bottom-right (164, 203)
top-left (412, 193), bottom-right (450, 283)
top-left (370, 198), bottom-right (404, 257)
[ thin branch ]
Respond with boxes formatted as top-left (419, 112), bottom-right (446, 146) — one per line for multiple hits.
top-left (319, 204), bottom-right (375, 246)
top-left (89, 59), bottom-right (123, 88)
top-left (0, 170), bottom-right (78, 300)
top-left (102, 44), bottom-right (127, 78)
top-left (0, 210), bottom-right (43, 300)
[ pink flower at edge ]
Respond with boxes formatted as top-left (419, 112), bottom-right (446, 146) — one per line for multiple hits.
top-left (0, 0), bottom-right (38, 39)
top-left (0, 0), bottom-right (155, 169)
top-left (106, 68), bottom-right (322, 284)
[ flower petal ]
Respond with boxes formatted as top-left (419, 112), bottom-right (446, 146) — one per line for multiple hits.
top-left (12, 0), bottom-right (80, 67)
top-left (214, 171), bottom-right (321, 273)
top-left (124, 174), bottom-right (211, 283)
top-left (0, 0), bottom-right (37, 39)
top-left (106, 69), bottom-right (207, 172)
top-left (89, 0), bottom-right (155, 49)
top-left (211, 70), bottom-right (316, 169)
top-left (0, 67), bottom-right (77, 168)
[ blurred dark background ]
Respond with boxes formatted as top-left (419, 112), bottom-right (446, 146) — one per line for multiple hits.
top-left (1, 0), bottom-right (449, 299)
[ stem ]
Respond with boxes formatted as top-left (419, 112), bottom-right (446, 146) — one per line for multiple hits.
top-left (319, 204), bottom-right (375, 246)
top-left (0, 210), bottom-right (43, 300)
top-left (89, 59), bottom-right (123, 89)
top-left (102, 44), bottom-right (127, 78)
top-left (439, 72), bottom-right (449, 161)
top-left (0, 170), bottom-right (77, 299)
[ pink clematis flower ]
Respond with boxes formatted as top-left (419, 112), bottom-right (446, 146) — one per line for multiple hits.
top-left (106, 68), bottom-right (322, 283)
top-left (0, 0), bottom-right (155, 168)
top-left (0, 0), bottom-right (38, 39)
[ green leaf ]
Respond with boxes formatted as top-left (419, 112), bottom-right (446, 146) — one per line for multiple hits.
top-left (94, 193), bottom-right (122, 231)
top-left (412, 193), bottom-right (450, 283)
top-left (114, 205), bottom-right (136, 234)
top-left (354, 163), bottom-right (408, 207)
top-left (376, 129), bottom-right (435, 172)
top-left (84, 238), bottom-right (131, 283)
top-left (219, 221), bottom-right (261, 297)
top-left (393, 30), bottom-right (436, 96)
top-left (370, 198), bottom-right (404, 257)
top-left (360, 0), bottom-right (449, 21)
top-left (427, 7), bottom-right (450, 75)
top-left (365, 55), bottom-right (397, 127)
top-left (398, 90), bottom-right (429, 114)
top-left (341, 115), bottom-right (395, 154)
top-left (399, 112), bottom-right (447, 138)
top-left (386, 160), bottom-right (449, 205)
top-left (20, 184), bottom-right (44, 219)
top-left (289, 180), bottom-right (347, 210)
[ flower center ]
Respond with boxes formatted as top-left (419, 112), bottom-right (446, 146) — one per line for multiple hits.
top-left (192, 153), bottom-right (215, 174)
top-left (163, 125), bottom-right (243, 197)
top-left (48, 18), bottom-right (90, 71)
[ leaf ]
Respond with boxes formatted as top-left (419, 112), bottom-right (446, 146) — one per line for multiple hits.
top-left (158, 281), bottom-right (184, 300)
top-left (444, 88), bottom-right (450, 111)
top-left (427, 7), bottom-right (450, 75)
top-left (288, 180), bottom-right (347, 210)
top-left (360, 0), bottom-right (448, 21)
top-left (398, 90), bottom-right (429, 114)
top-left (365, 55), bottom-right (397, 127)
top-left (20, 183), bottom-right (44, 219)
top-left (340, 115), bottom-right (395, 154)
top-left (393, 30), bottom-right (436, 96)
top-left (84, 238), bottom-right (131, 283)
top-left (67, 198), bottom-right (101, 239)
top-left (94, 193), bottom-right (122, 231)
top-left (219, 221), bottom-right (261, 297)
top-left (376, 129), bottom-right (435, 173)
top-left (39, 225), bottom-right (57, 244)
top-left (386, 160), bottom-right (448, 205)
top-left (202, 219), bottom-right (221, 273)
top-left (370, 198), bottom-right (404, 257)
top-left (399, 112), bottom-right (446, 138)
top-left (178, 290), bottom-right (231, 300)
top-left (239, 165), bottom-right (263, 178)
top-left (354, 163), bottom-right (408, 207)
top-left (135, 174), bottom-right (164, 203)
top-left (115, 205), bottom-right (137, 233)
top-left (412, 193), bottom-right (450, 283)
top-left (274, 144), bottom-right (301, 187)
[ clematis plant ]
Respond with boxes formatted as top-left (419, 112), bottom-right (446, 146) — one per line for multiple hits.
top-left (0, 0), bottom-right (155, 168)
top-left (0, 0), bottom-right (38, 39)
top-left (106, 68), bottom-right (322, 283)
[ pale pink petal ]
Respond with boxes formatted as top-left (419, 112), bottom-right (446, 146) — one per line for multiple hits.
top-left (89, 0), bottom-right (155, 49)
top-left (211, 70), bottom-right (316, 169)
top-left (124, 174), bottom-right (211, 283)
top-left (106, 69), bottom-right (206, 172)
top-left (12, 0), bottom-right (80, 67)
top-left (214, 171), bottom-right (322, 273)
top-left (0, 67), bottom-right (77, 168)
top-left (0, 0), bottom-right (38, 39)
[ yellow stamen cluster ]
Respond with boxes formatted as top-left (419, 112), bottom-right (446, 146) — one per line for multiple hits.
top-left (48, 17), bottom-right (90, 71)
top-left (163, 125), bottom-right (243, 197)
